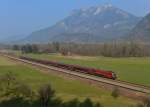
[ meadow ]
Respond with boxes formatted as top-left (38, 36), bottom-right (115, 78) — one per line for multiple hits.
top-left (23, 53), bottom-right (150, 86)
top-left (0, 56), bottom-right (137, 107)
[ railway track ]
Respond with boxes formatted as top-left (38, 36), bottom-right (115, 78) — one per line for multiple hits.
top-left (2, 53), bottom-right (150, 94)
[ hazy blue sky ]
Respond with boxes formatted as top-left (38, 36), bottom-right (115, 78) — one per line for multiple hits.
top-left (0, 0), bottom-right (150, 39)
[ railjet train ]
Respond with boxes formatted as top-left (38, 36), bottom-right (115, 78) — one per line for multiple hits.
top-left (20, 56), bottom-right (117, 80)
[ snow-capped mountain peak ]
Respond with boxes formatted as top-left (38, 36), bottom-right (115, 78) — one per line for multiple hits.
top-left (22, 4), bottom-right (140, 43)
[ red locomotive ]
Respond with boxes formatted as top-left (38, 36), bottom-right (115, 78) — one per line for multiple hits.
top-left (20, 56), bottom-right (117, 80)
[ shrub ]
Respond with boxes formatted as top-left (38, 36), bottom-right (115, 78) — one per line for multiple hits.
top-left (136, 103), bottom-right (144, 107)
top-left (142, 96), bottom-right (150, 107)
top-left (111, 87), bottom-right (119, 99)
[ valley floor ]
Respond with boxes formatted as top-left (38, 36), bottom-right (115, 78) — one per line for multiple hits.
top-left (0, 55), bottom-right (138, 107)
top-left (22, 53), bottom-right (150, 86)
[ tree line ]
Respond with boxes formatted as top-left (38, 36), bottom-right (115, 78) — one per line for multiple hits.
top-left (12, 42), bottom-right (150, 57)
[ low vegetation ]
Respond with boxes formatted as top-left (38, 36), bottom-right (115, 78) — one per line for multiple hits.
top-left (0, 72), bottom-right (102, 107)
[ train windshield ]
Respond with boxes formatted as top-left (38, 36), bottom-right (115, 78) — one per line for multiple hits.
top-left (112, 73), bottom-right (117, 79)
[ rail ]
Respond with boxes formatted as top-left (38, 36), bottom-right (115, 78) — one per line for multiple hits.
top-left (2, 54), bottom-right (150, 94)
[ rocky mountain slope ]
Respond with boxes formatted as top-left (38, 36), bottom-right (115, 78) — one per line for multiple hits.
top-left (22, 4), bottom-right (141, 43)
top-left (128, 13), bottom-right (150, 42)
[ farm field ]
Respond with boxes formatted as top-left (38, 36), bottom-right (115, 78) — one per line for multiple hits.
top-left (0, 56), bottom-right (137, 107)
top-left (23, 53), bottom-right (150, 86)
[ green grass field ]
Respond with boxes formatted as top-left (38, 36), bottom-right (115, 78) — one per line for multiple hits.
top-left (0, 56), bottom-right (137, 107)
top-left (23, 53), bottom-right (150, 86)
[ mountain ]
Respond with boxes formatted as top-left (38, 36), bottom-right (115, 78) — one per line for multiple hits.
top-left (22, 4), bottom-right (141, 43)
top-left (0, 35), bottom-right (27, 44)
top-left (128, 13), bottom-right (150, 42)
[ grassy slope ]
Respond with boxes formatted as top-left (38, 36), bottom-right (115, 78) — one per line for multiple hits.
top-left (24, 53), bottom-right (150, 86)
top-left (0, 56), bottom-right (137, 107)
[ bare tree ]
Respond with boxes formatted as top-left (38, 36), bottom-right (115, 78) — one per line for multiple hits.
top-left (38, 84), bottom-right (55, 107)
